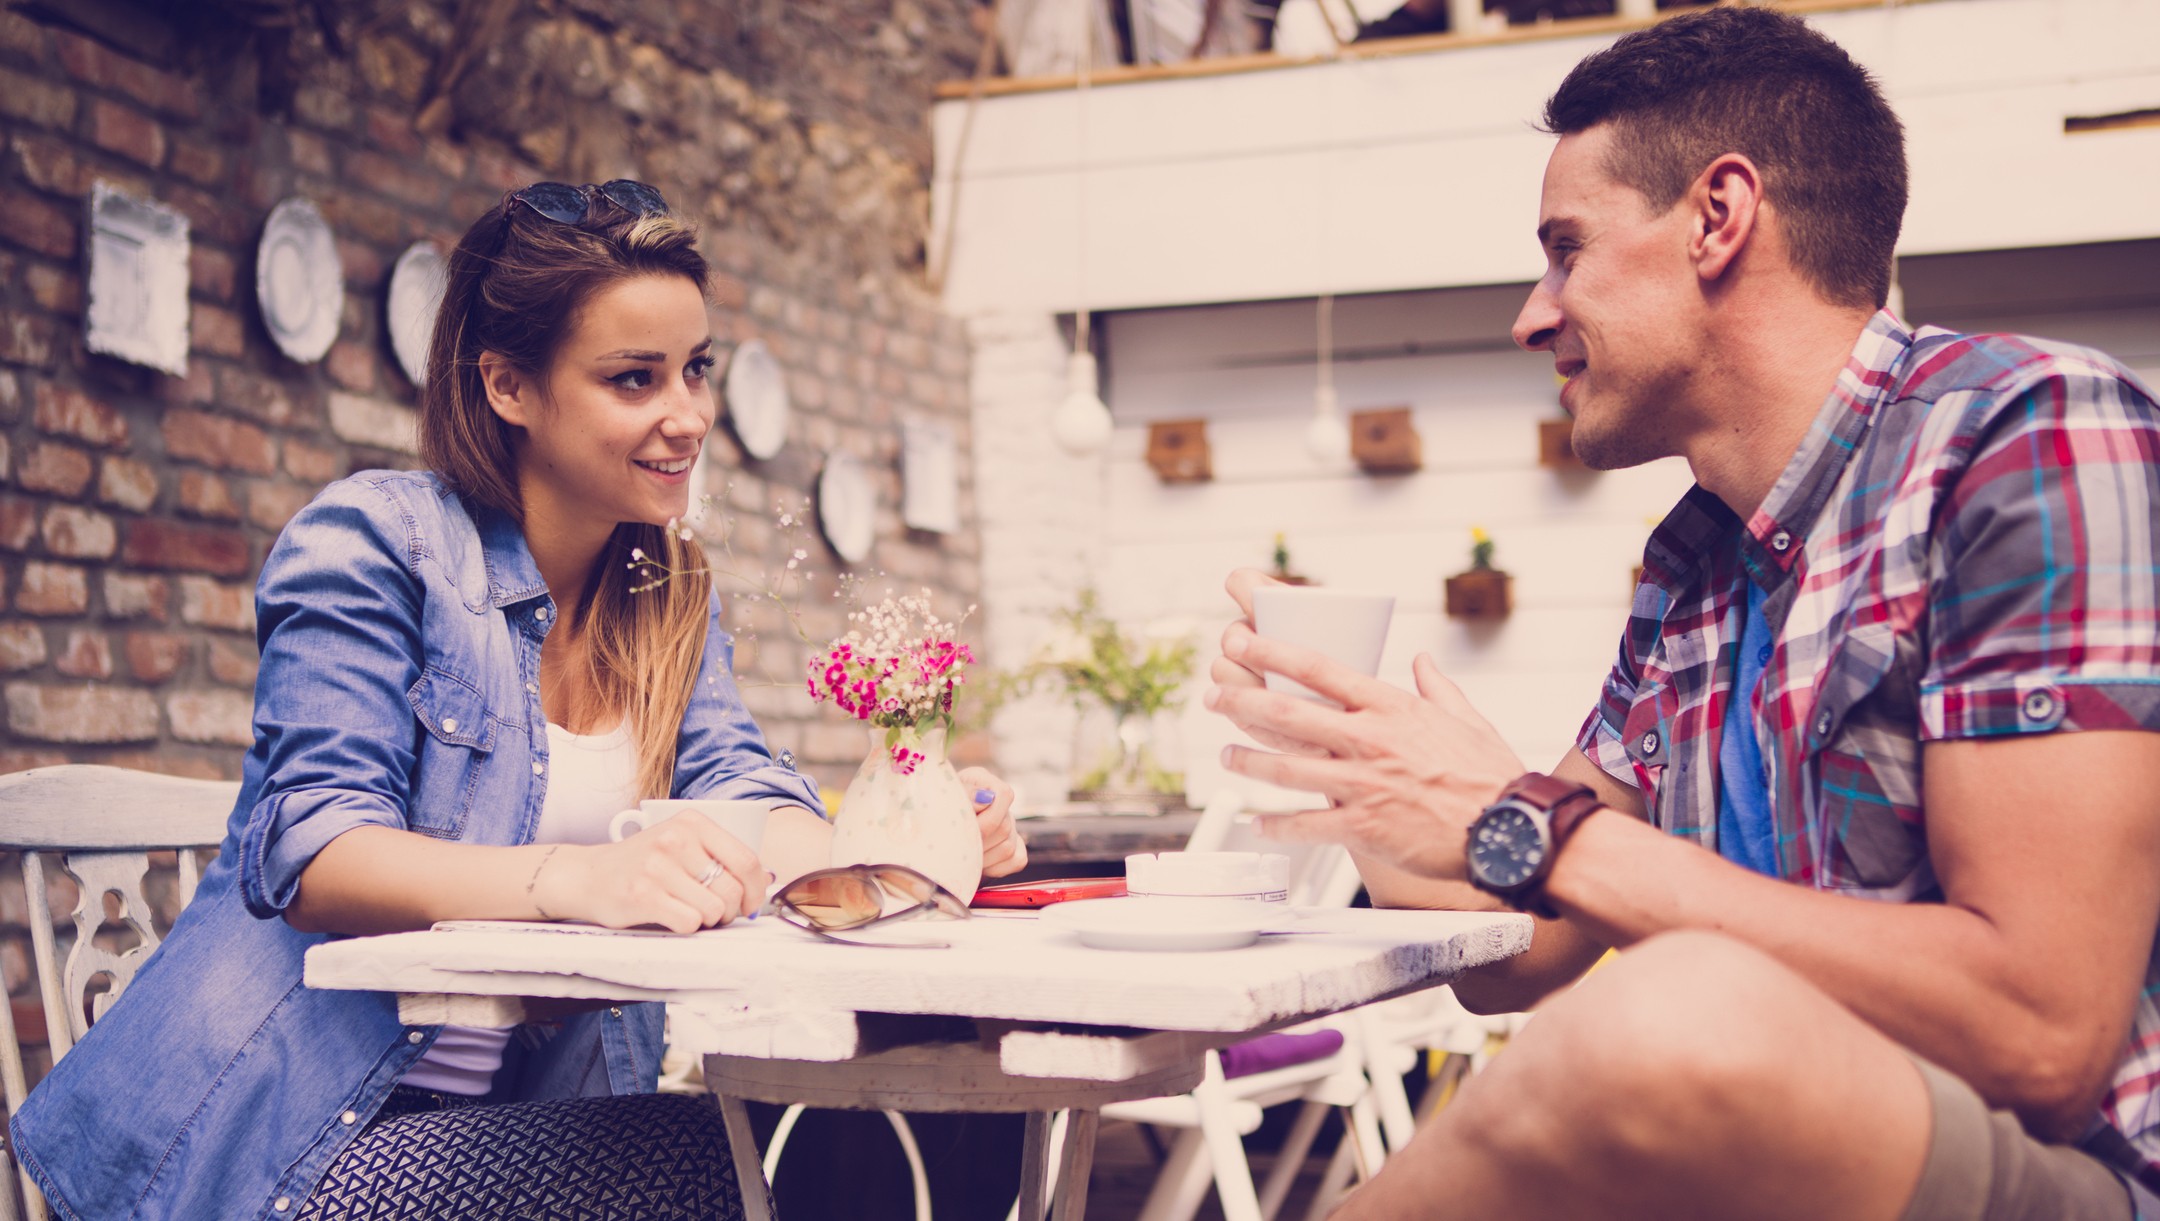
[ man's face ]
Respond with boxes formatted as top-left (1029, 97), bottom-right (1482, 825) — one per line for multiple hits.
top-left (1512, 125), bottom-right (1706, 470)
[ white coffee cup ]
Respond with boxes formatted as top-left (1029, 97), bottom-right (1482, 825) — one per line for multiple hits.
top-left (607, 798), bottom-right (771, 852)
top-left (1249, 585), bottom-right (1396, 702)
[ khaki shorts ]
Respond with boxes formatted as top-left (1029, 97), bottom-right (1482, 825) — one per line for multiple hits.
top-left (1901, 1055), bottom-right (2158, 1221)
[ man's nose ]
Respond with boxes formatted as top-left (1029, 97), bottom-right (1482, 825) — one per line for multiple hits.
top-left (1513, 280), bottom-right (1561, 352)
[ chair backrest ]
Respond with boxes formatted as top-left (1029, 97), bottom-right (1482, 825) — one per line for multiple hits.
top-left (0, 765), bottom-right (236, 1221)
top-left (1185, 788), bottom-right (1362, 909)
top-left (0, 764), bottom-right (237, 1053)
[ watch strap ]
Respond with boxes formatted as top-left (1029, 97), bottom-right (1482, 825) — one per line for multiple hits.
top-left (1496, 773), bottom-right (1601, 918)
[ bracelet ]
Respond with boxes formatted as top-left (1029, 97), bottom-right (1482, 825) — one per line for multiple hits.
top-left (527, 845), bottom-right (562, 921)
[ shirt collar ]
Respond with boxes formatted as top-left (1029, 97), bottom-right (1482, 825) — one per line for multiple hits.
top-left (474, 500), bottom-right (551, 609)
top-left (1640, 310), bottom-right (1913, 597)
top-left (1741, 310), bottom-right (1913, 581)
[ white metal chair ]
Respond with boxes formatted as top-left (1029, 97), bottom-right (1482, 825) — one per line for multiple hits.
top-left (0, 764), bottom-right (237, 1221)
top-left (1057, 788), bottom-right (1382, 1221)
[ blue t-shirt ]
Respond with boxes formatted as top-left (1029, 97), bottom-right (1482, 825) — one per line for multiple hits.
top-left (1717, 576), bottom-right (1779, 876)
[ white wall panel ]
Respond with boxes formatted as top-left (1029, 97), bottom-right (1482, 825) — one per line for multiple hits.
top-left (935, 0), bottom-right (2160, 313)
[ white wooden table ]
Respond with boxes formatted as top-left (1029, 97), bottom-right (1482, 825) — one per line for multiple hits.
top-left (305, 906), bottom-right (1530, 1218)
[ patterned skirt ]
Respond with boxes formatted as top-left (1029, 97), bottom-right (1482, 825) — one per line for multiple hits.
top-left (298, 1088), bottom-right (748, 1220)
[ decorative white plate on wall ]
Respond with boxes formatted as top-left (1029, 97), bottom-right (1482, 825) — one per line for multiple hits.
top-left (816, 449), bottom-right (878, 565)
top-left (385, 240), bottom-right (447, 389)
top-left (256, 196), bottom-right (343, 364)
top-left (723, 337), bottom-right (791, 461)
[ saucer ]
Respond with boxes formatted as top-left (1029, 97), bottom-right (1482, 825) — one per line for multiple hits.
top-left (1039, 897), bottom-right (1277, 952)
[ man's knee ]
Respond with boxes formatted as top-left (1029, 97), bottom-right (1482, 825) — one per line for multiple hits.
top-left (1504, 931), bottom-right (1820, 1150)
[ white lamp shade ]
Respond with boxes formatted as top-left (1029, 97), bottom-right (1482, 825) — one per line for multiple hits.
top-left (1305, 382), bottom-right (1350, 462)
top-left (1052, 349), bottom-right (1113, 454)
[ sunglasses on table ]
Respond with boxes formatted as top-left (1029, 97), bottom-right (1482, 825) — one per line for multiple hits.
top-left (509, 179), bottom-right (670, 225)
top-left (762, 864), bottom-right (970, 949)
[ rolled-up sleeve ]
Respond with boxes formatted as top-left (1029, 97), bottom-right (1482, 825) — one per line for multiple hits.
top-left (673, 596), bottom-right (826, 815)
top-left (1920, 368), bottom-right (2160, 741)
top-left (239, 483), bottom-right (423, 918)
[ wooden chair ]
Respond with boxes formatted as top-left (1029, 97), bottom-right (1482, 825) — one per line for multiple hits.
top-left (0, 765), bottom-right (237, 1221)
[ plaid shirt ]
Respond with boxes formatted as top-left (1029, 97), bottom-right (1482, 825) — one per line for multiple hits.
top-left (1578, 311), bottom-right (2160, 1173)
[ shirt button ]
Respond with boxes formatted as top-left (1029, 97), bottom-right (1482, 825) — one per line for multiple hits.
top-left (274, 1198), bottom-right (291, 1213)
top-left (1770, 531), bottom-right (1792, 552)
top-left (442, 717), bottom-right (459, 734)
top-left (532, 761), bottom-right (545, 776)
top-left (526, 682), bottom-right (538, 694)
top-left (407, 1030), bottom-right (424, 1045)
top-left (1814, 710), bottom-right (1834, 736)
top-left (535, 606), bottom-right (551, 622)
top-left (2022, 690), bottom-right (2057, 721)
top-left (1639, 731), bottom-right (1660, 756)
top-left (341, 1110), bottom-right (358, 1125)
top-left (609, 1007), bottom-right (623, 1018)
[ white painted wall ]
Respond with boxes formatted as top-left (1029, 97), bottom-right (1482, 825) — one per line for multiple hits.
top-left (1094, 285), bottom-right (1694, 802)
top-left (945, 1), bottom-right (2160, 806)
top-left (932, 0), bottom-right (2160, 315)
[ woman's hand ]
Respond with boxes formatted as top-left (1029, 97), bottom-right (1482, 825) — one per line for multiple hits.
top-left (960, 767), bottom-right (1028, 878)
top-left (535, 815), bottom-right (769, 933)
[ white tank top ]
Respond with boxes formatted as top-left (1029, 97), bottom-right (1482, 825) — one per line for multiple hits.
top-left (398, 719), bottom-right (639, 1095)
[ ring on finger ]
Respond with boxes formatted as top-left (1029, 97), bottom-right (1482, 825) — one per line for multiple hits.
top-left (696, 860), bottom-right (721, 888)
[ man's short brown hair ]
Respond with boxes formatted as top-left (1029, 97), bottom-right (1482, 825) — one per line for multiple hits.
top-left (1540, 7), bottom-right (1907, 310)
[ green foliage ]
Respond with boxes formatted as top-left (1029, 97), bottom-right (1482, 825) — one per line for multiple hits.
top-left (1024, 589), bottom-right (1198, 719)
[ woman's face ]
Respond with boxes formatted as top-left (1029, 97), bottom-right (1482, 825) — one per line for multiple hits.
top-left (496, 273), bottom-right (716, 534)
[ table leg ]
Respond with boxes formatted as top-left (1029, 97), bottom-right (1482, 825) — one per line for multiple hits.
top-left (1017, 1111), bottom-right (1055, 1221)
top-left (1050, 1108), bottom-right (1099, 1221)
top-left (715, 1093), bottom-right (776, 1221)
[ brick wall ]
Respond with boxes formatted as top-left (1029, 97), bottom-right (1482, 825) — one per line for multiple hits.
top-left (0, 0), bottom-right (985, 1043)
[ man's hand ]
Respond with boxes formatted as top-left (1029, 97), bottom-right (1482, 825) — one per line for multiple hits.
top-left (1213, 568), bottom-right (1331, 757)
top-left (961, 767), bottom-right (1028, 877)
top-left (1210, 621), bottom-right (1525, 881)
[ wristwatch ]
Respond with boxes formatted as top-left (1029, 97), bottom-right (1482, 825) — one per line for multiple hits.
top-left (1465, 772), bottom-right (1603, 917)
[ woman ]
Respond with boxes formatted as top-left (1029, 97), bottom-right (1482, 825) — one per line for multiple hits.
top-left (11, 180), bottom-right (1025, 1220)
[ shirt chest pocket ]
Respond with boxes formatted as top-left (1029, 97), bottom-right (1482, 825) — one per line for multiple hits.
top-left (405, 669), bottom-right (499, 838)
top-left (1804, 621), bottom-right (1926, 891)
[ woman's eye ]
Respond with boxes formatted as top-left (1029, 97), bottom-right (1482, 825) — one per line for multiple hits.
top-left (686, 357), bottom-right (715, 381)
top-left (608, 369), bottom-right (653, 391)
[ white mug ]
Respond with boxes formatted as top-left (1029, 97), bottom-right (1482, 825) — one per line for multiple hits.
top-left (1249, 585), bottom-right (1396, 703)
top-left (607, 798), bottom-right (771, 852)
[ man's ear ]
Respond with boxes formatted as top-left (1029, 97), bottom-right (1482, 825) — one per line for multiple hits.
top-left (1690, 153), bottom-right (1762, 285)
top-left (478, 351), bottom-right (534, 428)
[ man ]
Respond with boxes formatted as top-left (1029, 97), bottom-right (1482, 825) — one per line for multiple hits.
top-left (1207, 8), bottom-right (2160, 1219)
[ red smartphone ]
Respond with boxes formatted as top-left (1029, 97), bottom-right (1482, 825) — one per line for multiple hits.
top-left (970, 877), bottom-right (1127, 909)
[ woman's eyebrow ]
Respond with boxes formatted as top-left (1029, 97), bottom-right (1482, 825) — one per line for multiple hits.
top-left (595, 338), bottom-right (715, 362)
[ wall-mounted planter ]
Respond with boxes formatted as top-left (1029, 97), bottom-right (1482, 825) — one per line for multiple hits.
top-left (1538, 418), bottom-right (1590, 472)
top-left (1351, 406), bottom-right (1421, 474)
top-left (1444, 568), bottom-right (1512, 620)
top-left (1146, 418), bottom-right (1213, 483)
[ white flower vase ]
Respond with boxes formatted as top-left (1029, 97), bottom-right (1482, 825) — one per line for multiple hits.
top-left (828, 726), bottom-right (983, 904)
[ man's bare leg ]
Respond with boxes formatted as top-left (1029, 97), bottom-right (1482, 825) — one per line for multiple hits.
top-left (1334, 930), bottom-right (1936, 1219)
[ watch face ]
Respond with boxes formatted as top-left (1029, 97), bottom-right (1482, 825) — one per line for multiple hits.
top-left (1470, 805), bottom-right (1546, 890)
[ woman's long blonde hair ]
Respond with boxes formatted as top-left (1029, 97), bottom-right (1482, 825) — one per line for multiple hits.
top-left (420, 191), bottom-right (714, 801)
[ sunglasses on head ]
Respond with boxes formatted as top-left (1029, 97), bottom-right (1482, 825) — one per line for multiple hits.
top-left (509, 179), bottom-right (670, 225)
top-left (763, 863), bottom-right (970, 949)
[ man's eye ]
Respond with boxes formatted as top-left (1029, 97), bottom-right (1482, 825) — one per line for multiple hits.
top-left (609, 370), bottom-right (653, 390)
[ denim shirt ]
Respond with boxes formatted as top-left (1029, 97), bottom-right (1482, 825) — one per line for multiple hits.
top-left (12, 471), bottom-right (823, 1221)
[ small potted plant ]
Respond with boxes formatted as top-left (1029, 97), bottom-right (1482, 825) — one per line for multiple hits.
top-left (1022, 590), bottom-right (1197, 811)
top-left (1270, 532), bottom-right (1312, 586)
top-left (1444, 526), bottom-right (1512, 620)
